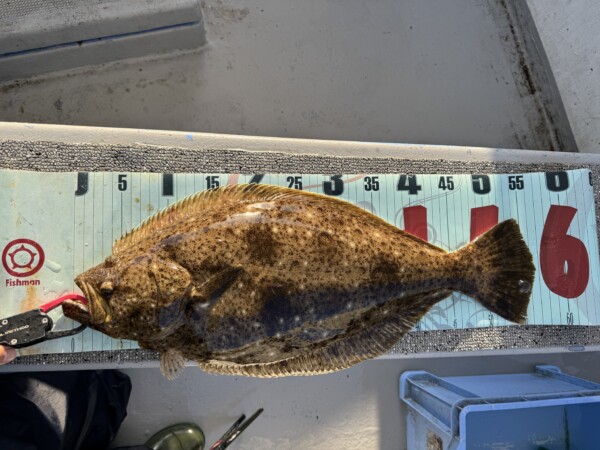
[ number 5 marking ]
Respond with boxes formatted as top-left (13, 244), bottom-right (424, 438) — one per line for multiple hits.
top-left (540, 205), bottom-right (589, 298)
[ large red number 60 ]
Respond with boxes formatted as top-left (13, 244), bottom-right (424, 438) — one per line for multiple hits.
top-left (540, 205), bottom-right (589, 298)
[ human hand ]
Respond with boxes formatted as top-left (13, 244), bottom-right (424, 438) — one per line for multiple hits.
top-left (0, 346), bottom-right (16, 365)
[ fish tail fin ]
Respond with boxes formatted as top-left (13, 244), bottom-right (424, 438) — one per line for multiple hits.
top-left (454, 219), bottom-right (535, 324)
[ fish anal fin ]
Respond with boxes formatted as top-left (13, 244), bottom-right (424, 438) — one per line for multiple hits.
top-left (199, 290), bottom-right (450, 377)
top-left (160, 349), bottom-right (187, 381)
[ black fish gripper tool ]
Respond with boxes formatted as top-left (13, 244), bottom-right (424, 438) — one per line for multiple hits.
top-left (0, 294), bottom-right (88, 349)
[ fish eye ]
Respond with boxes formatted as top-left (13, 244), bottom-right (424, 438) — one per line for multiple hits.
top-left (100, 281), bottom-right (114, 296)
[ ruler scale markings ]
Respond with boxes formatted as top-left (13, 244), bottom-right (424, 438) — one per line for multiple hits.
top-left (588, 170), bottom-right (600, 323)
top-left (455, 175), bottom-right (465, 328)
top-left (530, 173), bottom-right (541, 324)
top-left (90, 172), bottom-right (98, 352)
top-left (82, 183), bottom-right (86, 288)
top-left (580, 171), bottom-right (591, 324)
top-left (520, 173), bottom-right (534, 325)
top-left (572, 170), bottom-right (583, 324)
top-left (420, 175), bottom-right (428, 330)
top-left (98, 172), bottom-right (106, 351)
top-left (120, 175), bottom-right (123, 238)
top-left (86, 173), bottom-right (94, 353)
top-left (514, 174), bottom-right (522, 327)
top-left (493, 174), bottom-right (503, 326)
top-left (554, 175), bottom-right (565, 325)
top-left (537, 173), bottom-right (549, 324)
top-left (467, 174), bottom-right (475, 327)
top-left (532, 171), bottom-right (548, 324)
top-left (483, 176), bottom-right (493, 327)
top-left (432, 174), bottom-right (448, 330)
top-left (469, 174), bottom-right (478, 326)
top-left (464, 175), bottom-right (473, 327)
top-left (551, 174), bottom-right (563, 324)
top-left (578, 172), bottom-right (595, 325)
top-left (581, 170), bottom-right (592, 324)
top-left (578, 171), bottom-right (590, 324)
top-left (111, 173), bottom-right (115, 352)
top-left (108, 172), bottom-right (115, 350)
top-left (451, 176), bottom-right (460, 328)
top-left (499, 174), bottom-right (506, 325)
top-left (468, 174), bottom-right (475, 325)
top-left (446, 177), bottom-right (456, 326)
top-left (499, 174), bottom-right (508, 326)
top-left (420, 175), bottom-right (429, 330)
top-left (541, 171), bottom-right (551, 325)
top-left (440, 177), bottom-right (454, 329)
top-left (567, 171), bottom-right (577, 324)
top-left (74, 174), bottom-right (85, 352)
top-left (416, 174), bottom-right (424, 329)
top-left (72, 177), bottom-right (77, 351)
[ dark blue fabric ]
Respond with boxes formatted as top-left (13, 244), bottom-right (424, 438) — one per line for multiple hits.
top-left (0, 370), bottom-right (132, 450)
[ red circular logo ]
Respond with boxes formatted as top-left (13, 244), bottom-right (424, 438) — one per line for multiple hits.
top-left (2, 239), bottom-right (45, 277)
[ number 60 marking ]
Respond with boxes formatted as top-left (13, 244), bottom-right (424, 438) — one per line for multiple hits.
top-left (540, 205), bottom-right (589, 298)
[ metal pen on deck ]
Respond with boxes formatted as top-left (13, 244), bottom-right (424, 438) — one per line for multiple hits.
top-left (209, 408), bottom-right (264, 450)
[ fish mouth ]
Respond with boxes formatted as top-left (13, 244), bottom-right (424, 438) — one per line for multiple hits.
top-left (62, 297), bottom-right (91, 324)
top-left (63, 278), bottom-right (110, 325)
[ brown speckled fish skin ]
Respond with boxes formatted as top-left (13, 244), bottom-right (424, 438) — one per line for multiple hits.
top-left (63, 184), bottom-right (535, 379)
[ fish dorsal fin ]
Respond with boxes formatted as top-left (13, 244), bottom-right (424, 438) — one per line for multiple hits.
top-left (114, 184), bottom-right (299, 254)
top-left (114, 183), bottom-right (445, 254)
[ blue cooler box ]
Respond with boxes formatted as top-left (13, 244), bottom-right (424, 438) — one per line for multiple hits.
top-left (400, 365), bottom-right (600, 450)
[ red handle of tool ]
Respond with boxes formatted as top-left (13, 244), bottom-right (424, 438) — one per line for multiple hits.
top-left (40, 294), bottom-right (88, 313)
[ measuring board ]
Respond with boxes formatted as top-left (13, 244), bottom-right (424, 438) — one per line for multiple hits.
top-left (0, 169), bottom-right (598, 356)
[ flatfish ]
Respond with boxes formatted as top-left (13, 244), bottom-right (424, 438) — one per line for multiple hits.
top-left (63, 184), bottom-right (535, 379)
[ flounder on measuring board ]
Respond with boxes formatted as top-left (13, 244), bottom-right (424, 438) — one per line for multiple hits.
top-left (62, 184), bottom-right (535, 380)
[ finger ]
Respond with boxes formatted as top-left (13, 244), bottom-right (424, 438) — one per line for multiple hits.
top-left (0, 346), bottom-right (17, 364)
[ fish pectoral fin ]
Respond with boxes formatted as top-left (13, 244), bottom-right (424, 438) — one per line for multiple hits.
top-left (150, 267), bottom-right (243, 342)
top-left (192, 266), bottom-right (243, 309)
top-left (199, 290), bottom-right (451, 378)
top-left (160, 349), bottom-right (187, 381)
